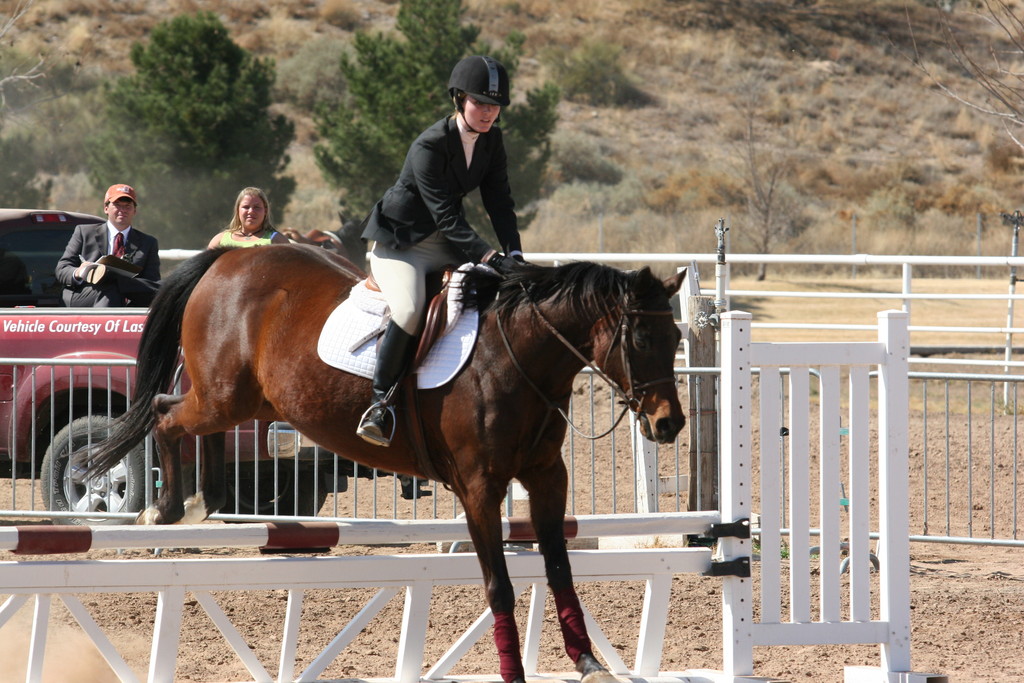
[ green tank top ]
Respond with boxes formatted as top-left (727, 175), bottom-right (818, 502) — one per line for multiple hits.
top-left (216, 230), bottom-right (278, 248)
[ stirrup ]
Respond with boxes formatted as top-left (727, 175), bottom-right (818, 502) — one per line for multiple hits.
top-left (357, 401), bottom-right (397, 446)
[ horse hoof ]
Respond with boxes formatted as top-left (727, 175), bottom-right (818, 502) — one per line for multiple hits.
top-left (581, 671), bottom-right (622, 683)
top-left (577, 653), bottom-right (622, 683)
top-left (181, 492), bottom-right (209, 524)
top-left (135, 507), bottom-right (161, 525)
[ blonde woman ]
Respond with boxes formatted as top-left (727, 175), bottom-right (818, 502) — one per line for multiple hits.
top-left (207, 187), bottom-right (288, 248)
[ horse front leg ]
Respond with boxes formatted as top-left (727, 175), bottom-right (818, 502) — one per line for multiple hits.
top-left (463, 488), bottom-right (525, 683)
top-left (519, 463), bottom-right (619, 683)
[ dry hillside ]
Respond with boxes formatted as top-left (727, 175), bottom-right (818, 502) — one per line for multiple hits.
top-left (6, 0), bottom-right (1024, 259)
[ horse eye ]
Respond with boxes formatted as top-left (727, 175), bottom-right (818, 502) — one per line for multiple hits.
top-left (632, 327), bottom-right (650, 350)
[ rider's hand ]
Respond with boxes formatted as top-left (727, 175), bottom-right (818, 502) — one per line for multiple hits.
top-left (486, 252), bottom-right (518, 276)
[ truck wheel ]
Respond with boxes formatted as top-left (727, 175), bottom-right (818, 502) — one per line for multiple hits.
top-left (224, 461), bottom-right (328, 517)
top-left (41, 415), bottom-right (148, 526)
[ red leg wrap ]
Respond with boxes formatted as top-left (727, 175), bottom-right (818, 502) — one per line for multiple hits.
top-left (492, 610), bottom-right (525, 683)
top-left (553, 586), bottom-right (592, 663)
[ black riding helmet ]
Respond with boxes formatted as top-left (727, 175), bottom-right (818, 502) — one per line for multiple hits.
top-left (448, 55), bottom-right (510, 108)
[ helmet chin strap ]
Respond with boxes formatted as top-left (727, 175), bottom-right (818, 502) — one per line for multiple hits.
top-left (458, 110), bottom-right (483, 135)
top-left (454, 94), bottom-right (483, 134)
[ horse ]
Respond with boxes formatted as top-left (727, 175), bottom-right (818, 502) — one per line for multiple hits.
top-left (82, 244), bottom-right (686, 683)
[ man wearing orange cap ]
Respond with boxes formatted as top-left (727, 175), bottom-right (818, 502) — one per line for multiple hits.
top-left (55, 183), bottom-right (162, 307)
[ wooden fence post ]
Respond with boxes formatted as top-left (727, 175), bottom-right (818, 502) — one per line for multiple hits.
top-left (683, 265), bottom-right (718, 511)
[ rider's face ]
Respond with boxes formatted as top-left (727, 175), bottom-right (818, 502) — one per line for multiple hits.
top-left (462, 96), bottom-right (500, 133)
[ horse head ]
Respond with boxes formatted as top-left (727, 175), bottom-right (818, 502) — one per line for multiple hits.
top-left (603, 266), bottom-right (686, 444)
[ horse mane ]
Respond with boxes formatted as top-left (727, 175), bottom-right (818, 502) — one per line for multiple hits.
top-left (459, 261), bottom-right (650, 319)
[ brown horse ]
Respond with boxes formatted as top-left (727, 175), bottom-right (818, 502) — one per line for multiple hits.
top-left (83, 244), bottom-right (686, 683)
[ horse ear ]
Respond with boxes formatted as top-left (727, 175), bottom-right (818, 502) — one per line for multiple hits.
top-left (663, 267), bottom-right (686, 297)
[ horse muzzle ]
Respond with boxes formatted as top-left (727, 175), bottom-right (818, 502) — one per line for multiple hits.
top-left (637, 411), bottom-right (686, 444)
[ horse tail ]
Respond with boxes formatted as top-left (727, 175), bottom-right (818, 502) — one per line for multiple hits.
top-left (84, 248), bottom-right (231, 476)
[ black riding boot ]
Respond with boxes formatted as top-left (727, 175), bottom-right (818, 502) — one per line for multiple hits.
top-left (357, 321), bottom-right (417, 446)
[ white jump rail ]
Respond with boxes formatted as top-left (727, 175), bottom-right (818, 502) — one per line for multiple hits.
top-left (719, 310), bottom-right (946, 683)
top-left (0, 512), bottom-right (720, 554)
top-left (0, 513), bottom-right (732, 683)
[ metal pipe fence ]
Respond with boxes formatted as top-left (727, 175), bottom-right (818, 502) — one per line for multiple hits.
top-left (1, 357), bottom-right (1020, 547)
top-left (0, 358), bottom-right (691, 526)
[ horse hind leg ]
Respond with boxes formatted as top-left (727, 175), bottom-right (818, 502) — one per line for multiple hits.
top-left (136, 393), bottom-right (188, 525)
top-left (138, 393), bottom-right (231, 525)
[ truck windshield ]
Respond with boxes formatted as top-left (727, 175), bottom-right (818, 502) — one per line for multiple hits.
top-left (0, 229), bottom-right (73, 306)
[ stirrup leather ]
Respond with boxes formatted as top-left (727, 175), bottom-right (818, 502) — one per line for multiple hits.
top-left (357, 401), bottom-right (397, 446)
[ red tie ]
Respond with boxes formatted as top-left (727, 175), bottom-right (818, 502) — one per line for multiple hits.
top-left (113, 232), bottom-right (125, 258)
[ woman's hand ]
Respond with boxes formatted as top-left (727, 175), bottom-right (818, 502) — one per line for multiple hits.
top-left (486, 252), bottom-right (519, 275)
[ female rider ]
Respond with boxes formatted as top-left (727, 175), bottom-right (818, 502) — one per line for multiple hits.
top-left (357, 55), bottom-right (525, 446)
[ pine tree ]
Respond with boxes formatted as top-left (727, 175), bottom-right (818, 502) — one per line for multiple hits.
top-left (86, 12), bottom-right (294, 249)
top-left (314, 0), bottom-right (558, 234)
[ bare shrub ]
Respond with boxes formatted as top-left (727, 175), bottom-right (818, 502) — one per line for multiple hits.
top-left (985, 137), bottom-right (1023, 174)
top-left (275, 36), bottom-right (346, 112)
top-left (257, 7), bottom-right (309, 55)
top-left (218, 0), bottom-right (271, 25)
top-left (546, 131), bottom-right (623, 186)
top-left (645, 168), bottom-right (744, 215)
top-left (861, 186), bottom-right (917, 240)
top-left (933, 179), bottom-right (1005, 215)
top-left (321, 0), bottom-right (364, 30)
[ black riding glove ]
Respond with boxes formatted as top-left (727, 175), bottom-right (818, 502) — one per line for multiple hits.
top-left (487, 252), bottom-right (518, 276)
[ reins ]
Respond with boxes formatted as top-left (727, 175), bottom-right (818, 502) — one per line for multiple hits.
top-left (495, 281), bottom-right (676, 442)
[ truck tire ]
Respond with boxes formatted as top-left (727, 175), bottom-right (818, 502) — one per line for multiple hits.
top-left (224, 461), bottom-right (329, 517)
top-left (41, 415), bottom-right (148, 525)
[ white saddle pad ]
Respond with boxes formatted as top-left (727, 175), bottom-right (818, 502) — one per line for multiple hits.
top-left (317, 265), bottom-right (480, 389)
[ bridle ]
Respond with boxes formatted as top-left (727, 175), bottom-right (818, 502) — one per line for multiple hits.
top-left (495, 284), bottom-right (677, 441)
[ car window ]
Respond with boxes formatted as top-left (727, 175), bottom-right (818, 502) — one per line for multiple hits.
top-left (0, 228), bottom-right (74, 304)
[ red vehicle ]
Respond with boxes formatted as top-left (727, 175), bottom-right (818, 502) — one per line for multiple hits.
top-left (0, 209), bottom-right (335, 523)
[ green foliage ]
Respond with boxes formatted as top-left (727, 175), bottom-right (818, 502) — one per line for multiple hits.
top-left (543, 40), bottom-right (651, 108)
top-left (0, 131), bottom-right (51, 207)
top-left (85, 12), bottom-right (295, 249)
top-left (314, 0), bottom-right (559, 230)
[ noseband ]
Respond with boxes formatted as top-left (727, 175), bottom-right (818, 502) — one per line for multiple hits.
top-left (495, 286), bottom-right (677, 441)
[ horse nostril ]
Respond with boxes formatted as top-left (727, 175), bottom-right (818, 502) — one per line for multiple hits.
top-left (655, 415), bottom-right (686, 443)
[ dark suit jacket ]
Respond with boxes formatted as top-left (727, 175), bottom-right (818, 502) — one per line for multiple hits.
top-left (55, 222), bottom-right (161, 307)
top-left (361, 116), bottom-right (522, 263)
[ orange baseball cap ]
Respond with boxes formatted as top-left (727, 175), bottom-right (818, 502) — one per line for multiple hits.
top-left (104, 183), bottom-right (137, 204)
